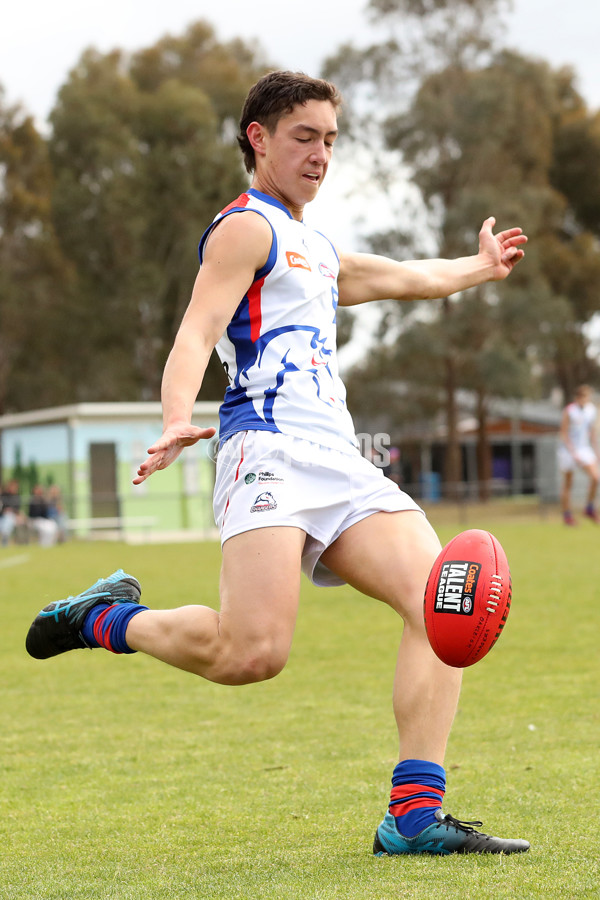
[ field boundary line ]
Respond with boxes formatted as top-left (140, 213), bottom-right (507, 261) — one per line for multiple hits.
top-left (0, 553), bottom-right (30, 569)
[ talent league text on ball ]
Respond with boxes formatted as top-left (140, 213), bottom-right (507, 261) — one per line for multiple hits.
top-left (435, 561), bottom-right (481, 615)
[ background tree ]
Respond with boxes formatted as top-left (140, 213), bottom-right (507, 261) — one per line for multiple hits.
top-left (0, 89), bottom-right (75, 415)
top-left (47, 21), bottom-right (267, 404)
top-left (381, 51), bottom-right (600, 494)
top-left (326, 0), bottom-right (516, 493)
top-left (547, 100), bottom-right (600, 397)
top-left (326, 2), bottom-right (600, 495)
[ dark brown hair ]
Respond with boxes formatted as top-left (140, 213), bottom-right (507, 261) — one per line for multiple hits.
top-left (237, 70), bottom-right (342, 173)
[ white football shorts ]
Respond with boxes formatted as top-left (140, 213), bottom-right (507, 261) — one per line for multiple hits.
top-left (557, 444), bottom-right (597, 473)
top-left (213, 430), bottom-right (423, 587)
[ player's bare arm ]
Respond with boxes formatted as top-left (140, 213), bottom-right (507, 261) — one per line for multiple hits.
top-left (337, 217), bottom-right (527, 306)
top-left (134, 212), bottom-right (272, 484)
top-left (559, 407), bottom-right (575, 455)
top-left (589, 418), bottom-right (599, 456)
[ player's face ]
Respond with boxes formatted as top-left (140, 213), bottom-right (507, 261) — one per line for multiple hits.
top-left (251, 100), bottom-right (338, 219)
top-left (576, 387), bottom-right (591, 406)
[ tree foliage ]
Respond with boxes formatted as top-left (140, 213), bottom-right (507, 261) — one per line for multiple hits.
top-left (48, 22), bottom-right (267, 403)
top-left (0, 91), bottom-right (75, 414)
top-left (0, 22), bottom-right (268, 413)
top-left (326, 0), bottom-right (600, 492)
top-left (384, 49), bottom-right (600, 400)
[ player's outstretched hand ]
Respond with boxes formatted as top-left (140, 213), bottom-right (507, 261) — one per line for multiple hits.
top-left (479, 217), bottom-right (527, 280)
top-left (133, 423), bottom-right (216, 485)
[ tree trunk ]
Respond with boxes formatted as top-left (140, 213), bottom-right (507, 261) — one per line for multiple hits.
top-left (442, 298), bottom-right (461, 499)
top-left (476, 386), bottom-right (492, 501)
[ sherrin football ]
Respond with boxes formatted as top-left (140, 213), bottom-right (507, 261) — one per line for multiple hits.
top-left (423, 529), bottom-right (511, 668)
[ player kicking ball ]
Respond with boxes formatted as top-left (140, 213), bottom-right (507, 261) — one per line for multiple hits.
top-left (26, 71), bottom-right (529, 856)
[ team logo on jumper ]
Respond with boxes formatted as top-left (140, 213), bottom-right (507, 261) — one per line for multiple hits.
top-left (250, 492), bottom-right (278, 513)
top-left (244, 473), bottom-right (256, 484)
top-left (435, 561), bottom-right (481, 615)
top-left (286, 251), bottom-right (311, 271)
top-left (319, 262), bottom-right (336, 279)
top-left (258, 470), bottom-right (284, 484)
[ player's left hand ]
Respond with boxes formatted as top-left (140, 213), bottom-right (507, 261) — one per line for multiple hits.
top-left (479, 217), bottom-right (527, 280)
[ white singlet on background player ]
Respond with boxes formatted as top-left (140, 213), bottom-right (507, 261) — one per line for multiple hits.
top-left (558, 384), bottom-right (599, 525)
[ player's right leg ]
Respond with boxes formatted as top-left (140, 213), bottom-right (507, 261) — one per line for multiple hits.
top-left (125, 526), bottom-right (304, 683)
top-left (561, 470), bottom-right (576, 524)
top-left (26, 526), bottom-right (305, 686)
top-left (321, 509), bottom-right (529, 855)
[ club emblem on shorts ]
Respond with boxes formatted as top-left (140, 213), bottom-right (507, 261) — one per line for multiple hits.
top-left (250, 491), bottom-right (277, 513)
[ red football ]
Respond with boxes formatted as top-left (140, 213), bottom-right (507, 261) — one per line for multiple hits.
top-left (423, 529), bottom-right (512, 668)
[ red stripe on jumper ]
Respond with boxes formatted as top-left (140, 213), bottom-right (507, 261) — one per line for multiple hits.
top-left (220, 192), bottom-right (250, 215)
top-left (214, 193), bottom-right (262, 342)
top-left (223, 432), bottom-right (247, 523)
top-left (247, 276), bottom-right (264, 343)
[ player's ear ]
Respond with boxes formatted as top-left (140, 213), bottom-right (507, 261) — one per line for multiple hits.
top-left (246, 121), bottom-right (268, 159)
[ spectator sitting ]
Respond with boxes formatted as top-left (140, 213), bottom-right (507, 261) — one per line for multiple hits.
top-left (1, 480), bottom-right (26, 546)
top-left (28, 485), bottom-right (60, 547)
top-left (47, 485), bottom-right (68, 542)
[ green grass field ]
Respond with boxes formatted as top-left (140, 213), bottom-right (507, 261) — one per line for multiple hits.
top-left (0, 515), bottom-right (598, 899)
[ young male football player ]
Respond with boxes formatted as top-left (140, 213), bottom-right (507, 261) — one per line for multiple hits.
top-left (27, 71), bottom-right (530, 855)
top-left (558, 384), bottom-right (599, 525)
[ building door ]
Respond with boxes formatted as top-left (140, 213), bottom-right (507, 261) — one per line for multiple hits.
top-left (89, 442), bottom-right (120, 518)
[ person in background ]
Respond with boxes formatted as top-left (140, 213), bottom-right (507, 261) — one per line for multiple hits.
top-left (47, 485), bottom-right (68, 543)
top-left (0, 480), bottom-right (25, 546)
top-left (28, 485), bottom-right (60, 547)
top-left (558, 384), bottom-right (599, 525)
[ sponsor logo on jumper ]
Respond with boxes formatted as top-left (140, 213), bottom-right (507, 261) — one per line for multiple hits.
top-left (286, 251), bottom-right (311, 271)
top-left (319, 262), bottom-right (336, 279)
top-left (244, 473), bottom-right (256, 484)
top-left (258, 471), bottom-right (284, 484)
top-left (435, 560), bottom-right (481, 615)
top-left (250, 492), bottom-right (278, 513)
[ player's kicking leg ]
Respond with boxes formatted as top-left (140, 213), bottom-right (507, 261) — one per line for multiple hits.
top-left (321, 510), bottom-right (530, 855)
top-left (26, 527), bottom-right (305, 686)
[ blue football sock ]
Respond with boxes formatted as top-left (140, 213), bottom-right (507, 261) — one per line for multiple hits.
top-left (82, 602), bottom-right (148, 654)
top-left (389, 758), bottom-right (446, 837)
top-left (81, 603), bottom-right (109, 648)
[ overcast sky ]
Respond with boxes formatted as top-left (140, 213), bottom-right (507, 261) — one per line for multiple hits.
top-left (2, 0), bottom-right (600, 125)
